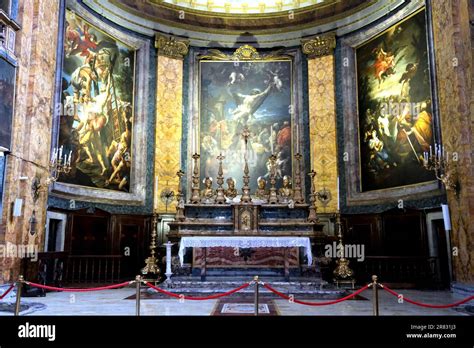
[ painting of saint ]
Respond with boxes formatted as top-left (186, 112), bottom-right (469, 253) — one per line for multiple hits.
top-left (356, 9), bottom-right (436, 191)
top-left (57, 9), bottom-right (135, 191)
top-left (0, 58), bottom-right (15, 150)
top-left (199, 60), bottom-right (292, 192)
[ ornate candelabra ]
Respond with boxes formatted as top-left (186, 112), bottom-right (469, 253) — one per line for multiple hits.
top-left (307, 170), bottom-right (318, 223)
top-left (268, 154), bottom-right (279, 204)
top-left (423, 144), bottom-right (458, 193)
top-left (141, 214), bottom-right (161, 279)
top-left (240, 127), bottom-right (252, 203)
top-left (46, 145), bottom-right (72, 185)
top-left (215, 153), bottom-right (227, 204)
top-left (333, 211), bottom-right (354, 282)
top-left (175, 170), bottom-right (185, 221)
top-left (292, 153), bottom-right (305, 204)
top-left (190, 153), bottom-right (201, 204)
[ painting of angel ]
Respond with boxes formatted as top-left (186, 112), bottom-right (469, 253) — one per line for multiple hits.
top-left (57, 9), bottom-right (135, 191)
top-left (356, 9), bottom-right (436, 191)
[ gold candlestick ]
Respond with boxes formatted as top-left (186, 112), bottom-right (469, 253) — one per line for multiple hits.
top-left (240, 127), bottom-right (252, 203)
top-left (293, 153), bottom-right (305, 204)
top-left (141, 214), bottom-right (161, 279)
top-left (307, 170), bottom-right (318, 223)
top-left (268, 154), bottom-right (279, 204)
top-left (190, 153), bottom-right (201, 204)
top-left (176, 170), bottom-right (185, 221)
top-left (215, 153), bottom-right (226, 204)
top-left (333, 211), bottom-right (354, 280)
top-left (423, 144), bottom-right (458, 193)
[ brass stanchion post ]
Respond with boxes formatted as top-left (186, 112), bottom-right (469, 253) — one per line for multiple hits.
top-left (14, 275), bottom-right (24, 316)
top-left (372, 275), bottom-right (379, 316)
top-left (135, 275), bottom-right (142, 316)
top-left (254, 276), bottom-right (259, 316)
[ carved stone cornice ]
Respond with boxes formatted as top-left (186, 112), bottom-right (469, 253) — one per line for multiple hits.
top-left (301, 33), bottom-right (336, 58)
top-left (155, 34), bottom-right (189, 59)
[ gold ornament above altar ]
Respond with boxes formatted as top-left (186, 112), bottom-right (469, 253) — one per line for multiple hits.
top-left (199, 44), bottom-right (289, 61)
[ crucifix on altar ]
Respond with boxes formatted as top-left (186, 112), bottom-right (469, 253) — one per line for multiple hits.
top-left (240, 126), bottom-right (252, 203)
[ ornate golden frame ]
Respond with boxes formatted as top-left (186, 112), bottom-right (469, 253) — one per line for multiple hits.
top-left (194, 45), bottom-right (297, 194)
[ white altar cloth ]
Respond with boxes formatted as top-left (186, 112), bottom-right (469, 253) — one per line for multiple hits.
top-left (178, 236), bottom-right (312, 266)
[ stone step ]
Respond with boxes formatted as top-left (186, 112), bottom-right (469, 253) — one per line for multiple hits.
top-left (145, 279), bottom-right (350, 298)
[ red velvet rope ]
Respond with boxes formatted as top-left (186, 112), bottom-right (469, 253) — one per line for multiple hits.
top-left (25, 281), bottom-right (132, 292)
top-left (263, 283), bottom-right (370, 306)
top-left (381, 284), bottom-right (474, 309)
top-left (145, 281), bottom-right (251, 300)
top-left (0, 284), bottom-right (15, 300)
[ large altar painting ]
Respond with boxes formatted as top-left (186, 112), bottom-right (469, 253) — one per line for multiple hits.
top-left (57, 9), bottom-right (135, 191)
top-left (356, 9), bottom-right (435, 192)
top-left (200, 60), bottom-right (293, 192)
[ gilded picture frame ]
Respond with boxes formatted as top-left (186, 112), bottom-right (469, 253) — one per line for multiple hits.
top-left (340, 1), bottom-right (442, 206)
top-left (186, 46), bottom-right (306, 200)
top-left (50, 0), bottom-right (151, 205)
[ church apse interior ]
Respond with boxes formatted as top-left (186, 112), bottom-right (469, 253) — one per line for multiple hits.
top-left (0, 0), bottom-right (473, 323)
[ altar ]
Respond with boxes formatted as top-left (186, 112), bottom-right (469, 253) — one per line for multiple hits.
top-left (179, 236), bottom-right (313, 281)
top-left (164, 124), bottom-right (324, 280)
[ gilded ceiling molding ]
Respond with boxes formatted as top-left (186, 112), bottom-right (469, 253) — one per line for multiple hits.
top-left (301, 33), bottom-right (336, 58)
top-left (199, 45), bottom-right (289, 61)
top-left (155, 34), bottom-right (189, 59)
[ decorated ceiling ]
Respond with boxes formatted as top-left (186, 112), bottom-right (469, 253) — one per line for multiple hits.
top-left (82, 0), bottom-right (408, 47)
top-left (160, 0), bottom-right (329, 14)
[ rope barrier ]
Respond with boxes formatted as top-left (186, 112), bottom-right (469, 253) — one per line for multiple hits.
top-left (145, 281), bottom-right (251, 300)
top-left (10, 275), bottom-right (474, 313)
top-left (0, 284), bottom-right (15, 300)
top-left (380, 284), bottom-right (474, 309)
top-left (24, 280), bottom-right (134, 292)
top-left (263, 283), bottom-right (370, 306)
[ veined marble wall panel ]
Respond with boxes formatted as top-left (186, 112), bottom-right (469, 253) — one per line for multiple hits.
top-left (0, 0), bottom-right (60, 282)
top-left (431, 0), bottom-right (473, 284)
top-left (155, 56), bottom-right (183, 213)
top-left (308, 55), bottom-right (338, 213)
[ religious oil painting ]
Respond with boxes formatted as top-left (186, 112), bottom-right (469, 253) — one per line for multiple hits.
top-left (57, 9), bottom-right (135, 191)
top-left (356, 9), bottom-right (435, 192)
top-left (0, 58), bottom-right (15, 149)
top-left (199, 60), bottom-right (293, 192)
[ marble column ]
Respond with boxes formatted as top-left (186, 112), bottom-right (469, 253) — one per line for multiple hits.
top-left (302, 34), bottom-right (338, 213)
top-left (430, 0), bottom-right (474, 285)
top-left (154, 34), bottom-right (189, 214)
top-left (0, 0), bottom-right (60, 282)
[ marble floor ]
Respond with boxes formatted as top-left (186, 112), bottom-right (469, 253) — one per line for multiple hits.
top-left (0, 286), bottom-right (471, 316)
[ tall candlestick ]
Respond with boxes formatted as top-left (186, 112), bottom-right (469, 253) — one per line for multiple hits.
top-left (51, 148), bottom-right (57, 164)
top-left (219, 123), bottom-right (222, 151)
top-left (270, 125), bottom-right (274, 154)
top-left (441, 204), bottom-right (451, 230)
top-left (337, 176), bottom-right (340, 211)
top-left (296, 123), bottom-right (300, 153)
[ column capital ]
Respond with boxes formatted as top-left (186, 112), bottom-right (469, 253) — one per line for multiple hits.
top-left (155, 33), bottom-right (189, 59)
top-left (301, 33), bottom-right (336, 58)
